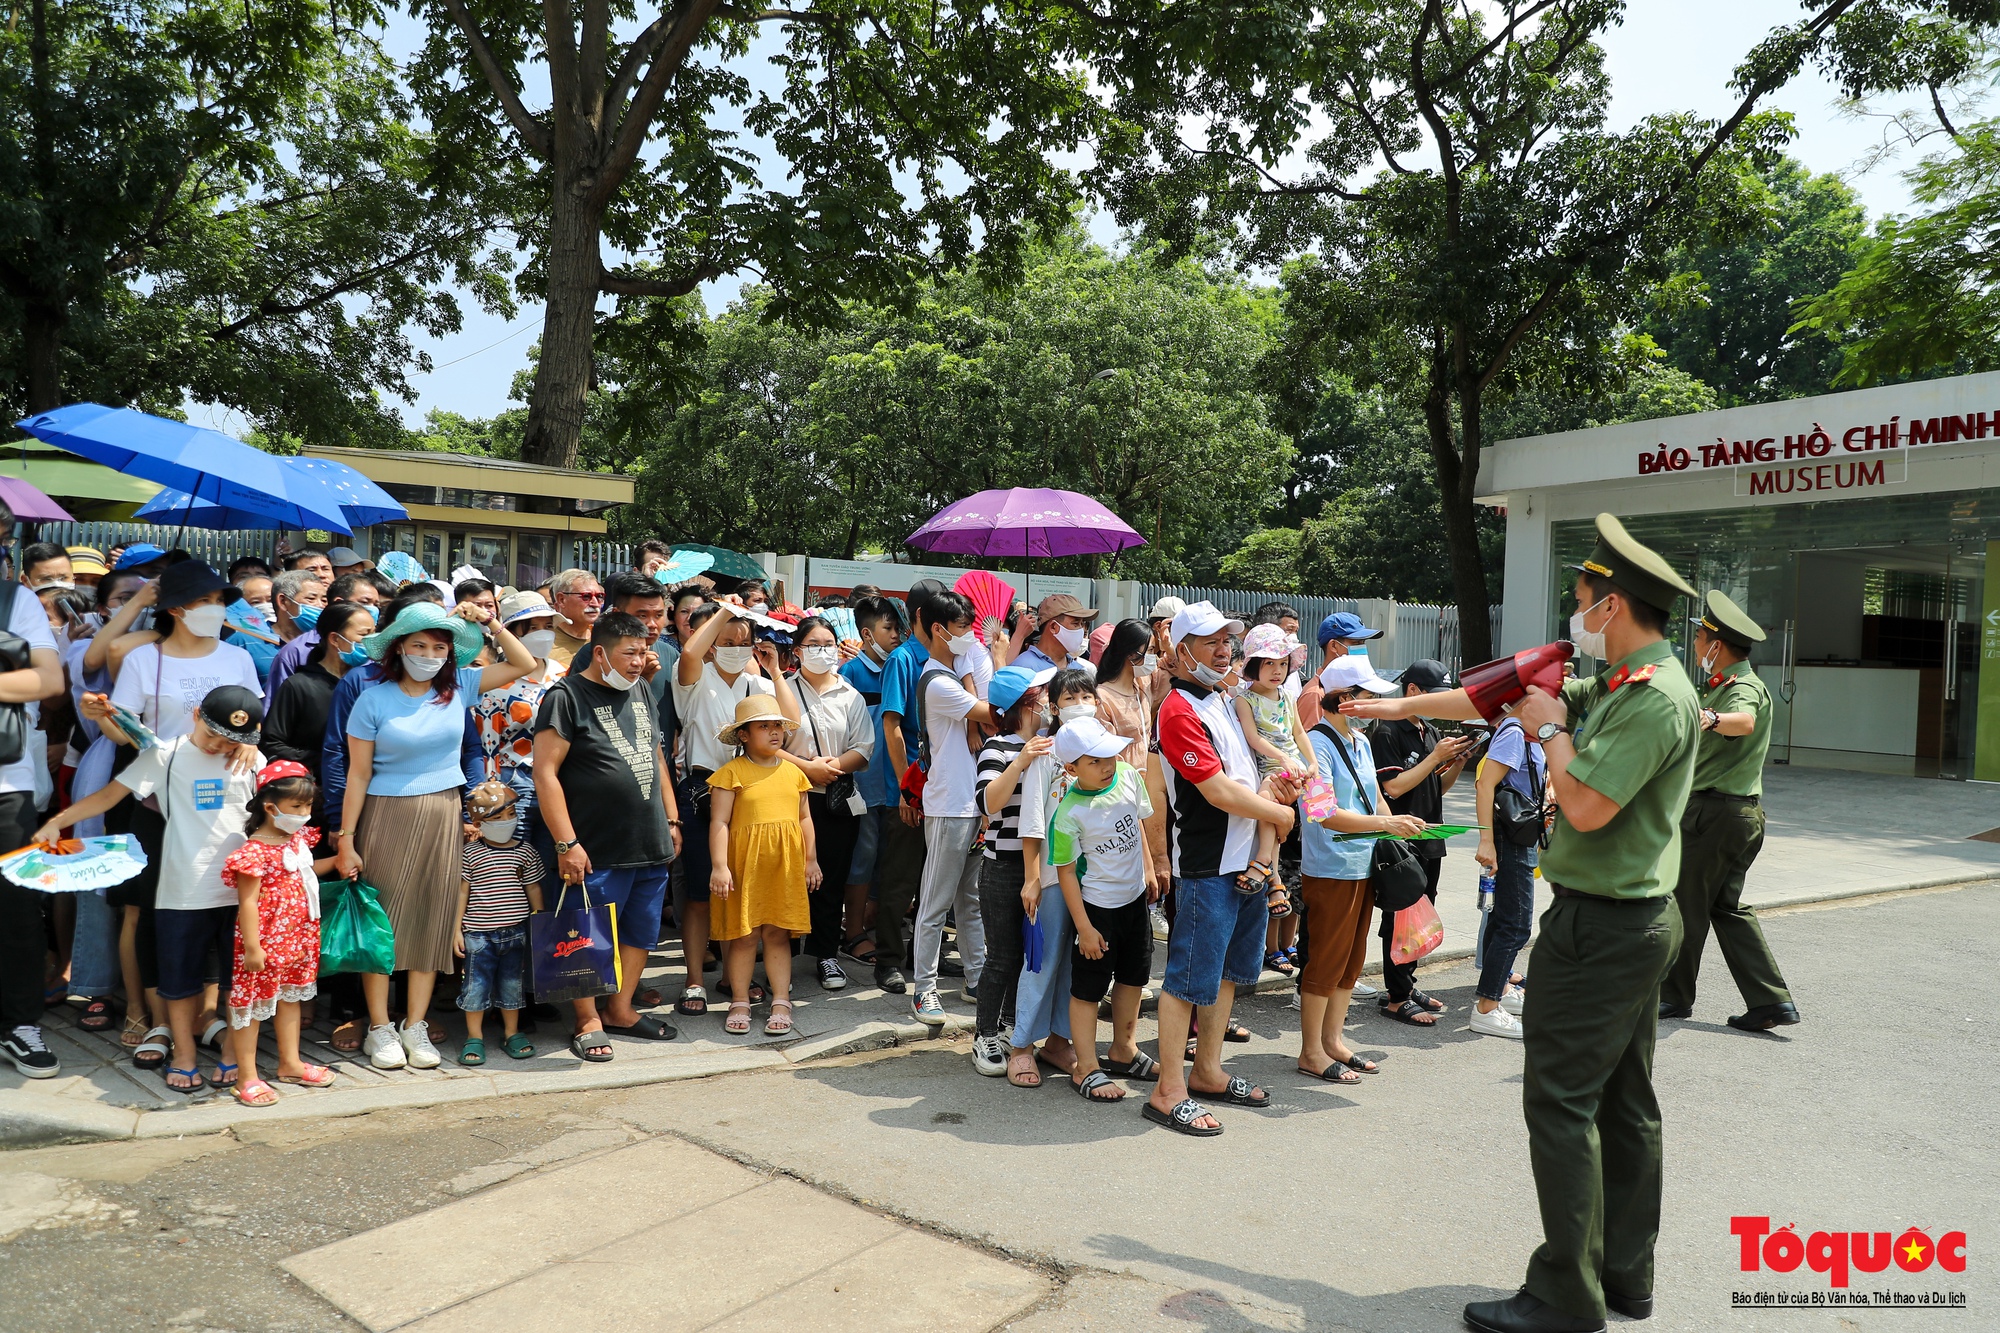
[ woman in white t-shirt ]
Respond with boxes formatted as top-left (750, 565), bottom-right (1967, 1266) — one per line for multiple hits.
top-left (79, 560), bottom-right (260, 1069)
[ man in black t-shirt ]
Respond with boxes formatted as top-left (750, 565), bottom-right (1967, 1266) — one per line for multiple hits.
top-left (1368, 659), bottom-right (1472, 1025)
top-left (534, 611), bottom-right (684, 1060)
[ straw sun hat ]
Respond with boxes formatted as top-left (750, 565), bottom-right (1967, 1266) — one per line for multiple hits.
top-left (716, 694), bottom-right (799, 746)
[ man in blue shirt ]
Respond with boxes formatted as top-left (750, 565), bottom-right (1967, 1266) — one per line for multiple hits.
top-left (1012, 593), bottom-right (1098, 675)
top-left (873, 580), bottom-right (948, 987)
top-left (838, 595), bottom-right (906, 990)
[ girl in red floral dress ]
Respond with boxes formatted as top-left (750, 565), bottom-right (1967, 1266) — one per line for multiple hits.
top-left (224, 762), bottom-right (341, 1107)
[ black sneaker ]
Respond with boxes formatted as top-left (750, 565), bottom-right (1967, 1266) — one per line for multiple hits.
top-left (4, 1025), bottom-right (60, 1078)
top-left (939, 956), bottom-right (965, 978)
top-left (873, 964), bottom-right (908, 994)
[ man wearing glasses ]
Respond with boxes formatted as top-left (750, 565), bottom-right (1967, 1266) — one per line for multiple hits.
top-left (546, 570), bottom-right (606, 669)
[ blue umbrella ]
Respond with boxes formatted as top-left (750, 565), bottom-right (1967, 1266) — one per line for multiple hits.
top-left (289, 456), bottom-right (407, 528)
top-left (133, 487), bottom-right (294, 531)
top-left (135, 458), bottom-right (407, 532)
top-left (15, 403), bottom-right (353, 533)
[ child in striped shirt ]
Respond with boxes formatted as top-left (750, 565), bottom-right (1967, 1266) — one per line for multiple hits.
top-left (455, 781), bottom-right (546, 1065)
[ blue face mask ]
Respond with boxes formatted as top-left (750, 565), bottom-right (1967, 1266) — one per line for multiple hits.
top-left (293, 602), bottom-right (321, 631)
top-left (339, 642), bottom-right (369, 667)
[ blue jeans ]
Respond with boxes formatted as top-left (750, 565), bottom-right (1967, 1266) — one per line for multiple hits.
top-left (1161, 873), bottom-right (1267, 1008)
top-left (459, 923), bottom-right (529, 1012)
top-left (1477, 839), bottom-right (1538, 1001)
top-left (1010, 881), bottom-right (1073, 1048)
top-left (68, 888), bottom-right (120, 998)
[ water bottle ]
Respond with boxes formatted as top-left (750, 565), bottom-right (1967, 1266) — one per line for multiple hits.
top-left (1475, 873), bottom-right (1495, 969)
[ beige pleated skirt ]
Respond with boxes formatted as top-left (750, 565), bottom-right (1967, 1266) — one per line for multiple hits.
top-left (355, 789), bottom-right (464, 975)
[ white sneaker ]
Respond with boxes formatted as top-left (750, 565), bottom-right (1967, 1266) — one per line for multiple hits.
top-left (913, 991), bottom-right (946, 1028)
top-left (364, 1023), bottom-right (407, 1069)
top-left (1470, 1006), bottom-right (1524, 1039)
top-left (1352, 980), bottom-right (1379, 998)
top-left (1500, 986), bottom-right (1525, 1016)
top-left (1285, 990), bottom-right (1302, 1011)
top-left (1149, 904), bottom-right (1171, 941)
top-left (399, 1019), bottom-right (442, 1068)
top-left (971, 1033), bottom-right (1007, 1076)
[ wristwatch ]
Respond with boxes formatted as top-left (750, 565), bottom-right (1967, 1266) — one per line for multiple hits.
top-left (1534, 722), bottom-right (1566, 743)
top-left (1701, 707), bottom-right (1720, 732)
top-left (552, 839), bottom-right (577, 855)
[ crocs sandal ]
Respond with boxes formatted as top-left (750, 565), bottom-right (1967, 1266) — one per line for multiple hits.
top-left (164, 1066), bottom-right (206, 1094)
top-left (764, 1000), bottom-right (793, 1036)
top-left (1072, 1069), bottom-right (1125, 1102)
top-left (78, 998), bottom-right (116, 1031)
top-left (723, 1002), bottom-right (752, 1035)
top-left (569, 1030), bottom-right (614, 1062)
top-left (132, 1026), bottom-right (171, 1070)
top-left (277, 1063), bottom-right (336, 1087)
top-left (504, 1033), bottom-right (535, 1058)
top-left (1101, 1050), bottom-right (1161, 1082)
top-left (459, 1038), bottom-right (486, 1066)
top-left (675, 985), bottom-right (709, 1016)
top-left (230, 1077), bottom-right (279, 1107)
top-left (1142, 1097), bottom-right (1222, 1136)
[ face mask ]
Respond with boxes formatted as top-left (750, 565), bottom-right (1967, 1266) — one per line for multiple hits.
top-left (1034, 707), bottom-right (1053, 730)
top-left (292, 602), bottom-right (322, 631)
top-left (480, 819), bottom-right (518, 843)
top-left (180, 604), bottom-right (227, 639)
top-left (402, 651), bottom-right (446, 681)
top-left (1054, 623), bottom-right (1087, 656)
top-left (1568, 595), bottom-right (1612, 660)
top-left (947, 631), bottom-right (979, 657)
top-left (801, 645), bottom-right (839, 673)
top-left (714, 645), bottom-right (754, 674)
top-left (863, 641), bottom-right (888, 662)
top-left (519, 629), bottom-right (557, 659)
top-left (1289, 647), bottom-right (1307, 670)
top-left (249, 601), bottom-right (275, 623)
top-left (601, 665), bottom-right (640, 692)
top-left (1700, 646), bottom-right (1720, 677)
top-left (338, 641), bottom-right (370, 668)
top-left (1058, 703), bottom-right (1096, 724)
top-left (271, 811), bottom-right (311, 834)
top-left (1141, 653), bottom-right (1158, 675)
top-left (1185, 651), bottom-right (1228, 689)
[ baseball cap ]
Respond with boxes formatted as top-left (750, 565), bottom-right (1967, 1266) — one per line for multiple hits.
top-left (327, 546), bottom-right (366, 567)
top-left (1399, 659), bottom-right (1454, 692)
top-left (1146, 595), bottom-right (1187, 623)
top-left (498, 590), bottom-right (555, 624)
top-left (1242, 623), bottom-right (1299, 661)
top-left (988, 663), bottom-right (1056, 714)
top-left (1054, 717), bottom-right (1128, 764)
top-left (1318, 655), bottom-right (1398, 696)
top-left (1316, 610), bottom-right (1382, 646)
top-left (198, 685), bottom-right (264, 744)
top-left (66, 547), bottom-right (108, 577)
top-left (1035, 593), bottom-right (1099, 623)
top-left (466, 780), bottom-right (518, 821)
top-left (112, 543), bottom-right (168, 571)
top-left (1168, 600), bottom-right (1245, 647)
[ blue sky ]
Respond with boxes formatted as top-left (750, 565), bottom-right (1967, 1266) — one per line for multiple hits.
top-left (258, 2), bottom-right (1947, 430)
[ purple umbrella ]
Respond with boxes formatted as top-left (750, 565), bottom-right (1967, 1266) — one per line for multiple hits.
top-left (906, 487), bottom-right (1145, 557)
top-left (0, 476), bottom-right (74, 523)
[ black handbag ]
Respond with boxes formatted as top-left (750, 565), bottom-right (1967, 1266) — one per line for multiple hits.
top-left (0, 582), bottom-right (33, 767)
top-left (796, 675), bottom-right (857, 810)
top-left (1316, 722), bottom-right (1429, 913)
top-left (1492, 719), bottom-right (1548, 849)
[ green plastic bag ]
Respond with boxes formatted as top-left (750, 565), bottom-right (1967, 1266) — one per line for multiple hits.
top-left (318, 875), bottom-right (395, 976)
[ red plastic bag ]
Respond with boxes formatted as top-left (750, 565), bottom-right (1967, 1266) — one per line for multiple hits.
top-left (1389, 896), bottom-right (1444, 966)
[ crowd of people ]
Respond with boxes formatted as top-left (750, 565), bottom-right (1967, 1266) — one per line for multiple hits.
top-left (5, 524), bottom-right (1551, 1132)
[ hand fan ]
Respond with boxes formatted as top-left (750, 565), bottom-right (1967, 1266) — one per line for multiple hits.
top-left (954, 569), bottom-right (1015, 628)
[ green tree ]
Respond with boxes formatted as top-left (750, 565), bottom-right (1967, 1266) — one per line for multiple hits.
top-left (1642, 158), bottom-right (1866, 403)
top-left (1219, 528), bottom-right (1301, 592)
top-left (406, 0), bottom-right (1103, 471)
top-left (1089, 0), bottom-right (1985, 661)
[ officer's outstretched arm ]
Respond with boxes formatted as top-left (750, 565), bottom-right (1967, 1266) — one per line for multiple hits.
top-left (1340, 687), bottom-right (1479, 722)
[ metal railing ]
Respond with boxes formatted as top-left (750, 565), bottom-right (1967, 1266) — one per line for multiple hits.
top-left (576, 540), bottom-right (633, 580)
top-left (36, 522), bottom-right (281, 571)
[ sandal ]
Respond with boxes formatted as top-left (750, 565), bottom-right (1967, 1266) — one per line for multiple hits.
top-left (1142, 1097), bottom-right (1222, 1137)
top-left (603, 1015), bottom-right (677, 1041)
top-left (1381, 999), bottom-right (1438, 1027)
top-left (212, 1061), bottom-right (238, 1087)
top-left (675, 985), bottom-right (709, 1016)
top-left (504, 1033), bottom-right (535, 1058)
top-left (633, 987), bottom-right (665, 1008)
top-left (745, 982), bottom-right (768, 1005)
top-left (1194, 1075), bottom-right (1271, 1108)
top-left (1034, 1042), bottom-right (1077, 1077)
top-left (132, 1026), bottom-right (171, 1070)
top-left (840, 934), bottom-right (879, 966)
top-left (1234, 860), bottom-right (1275, 897)
top-left (78, 998), bottom-right (116, 1031)
top-left (163, 1066), bottom-right (206, 1094)
top-left (1337, 1052), bottom-right (1380, 1074)
top-left (330, 1018), bottom-right (365, 1052)
top-left (230, 1078), bottom-right (279, 1107)
top-left (197, 1018), bottom-right (229, 1052)
top-left (1005, 1051), bottom-right (1041, 1087)
top-left (1266, 886), bottom-right (1292, 919)
top-left (277, 1063), bottom-right (336, 1087)
top-left (1225, 1021), bottom-right (1252, 1043)
top-left (1101, 1050), bottom-right (1161, 1082)
top-left (1302, 1060), bottom-right (1360, 1085)
top-left (764, 1000), bottom-right (794, 1036)
top-left (723, 1002), bottom-right (752, 1035)
top-left (1072, 1069), bottom-right (1125, 1102)
top-left (1408, 988), bottom-right (1445, 1013)
top-left (569, 1031), bottom-right (614, 1062)
top-left (120, 1014), bottom-right (150, 1048)
top-left (459, 1038), bottom-right (486, 1066)
top-left (1264, 949), bottom-right (1297, 978)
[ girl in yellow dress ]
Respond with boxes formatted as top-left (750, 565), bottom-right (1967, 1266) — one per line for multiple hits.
top-left (709, 694), bottom-right (819, 1035)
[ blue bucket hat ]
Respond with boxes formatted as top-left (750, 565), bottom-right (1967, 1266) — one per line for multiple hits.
top-left (989, 663), bottom-right (1056, 715)
top-left (1316, 610), bottom-right (1383, 647)
top-left (360, 601), bottom-right (485, 666)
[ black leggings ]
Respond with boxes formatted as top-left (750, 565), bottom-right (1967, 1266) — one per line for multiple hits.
top-left (975, 855), bottom-right (1025, 1040)
top-left (802, 791), bottom-right (860, 960)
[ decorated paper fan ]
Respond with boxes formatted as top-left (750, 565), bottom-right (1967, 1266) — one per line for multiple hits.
top-left (651, 549), bottom-right (716, 585)
top-left (821, 606), bottom-right (859, 644)
top-left (954, 569), bottom-right (1016, 628)
top-left (377, 550), bottom-right (430, 586)
top-left (1, 834), bottom-right (150, 893)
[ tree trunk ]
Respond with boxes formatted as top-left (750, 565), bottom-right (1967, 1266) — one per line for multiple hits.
top-left (519, 182), bottom-right (604, 470)
top-left (22, 299), bottom-right (65, 414)
top-left (1423, 358), bottom-right (1494, 666)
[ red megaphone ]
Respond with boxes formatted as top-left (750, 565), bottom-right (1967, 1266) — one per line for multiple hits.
top-left (1461, 641), bottom-right (1575, 724)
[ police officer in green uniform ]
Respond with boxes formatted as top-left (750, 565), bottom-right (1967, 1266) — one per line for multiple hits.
top-left (1659, 591), bottom-right (1799, 1032)
top-left (1345, 513), bottom-right (1698, 1333)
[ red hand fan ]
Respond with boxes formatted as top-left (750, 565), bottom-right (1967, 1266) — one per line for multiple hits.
top-left (954, 569), bottom-right (1016, 628)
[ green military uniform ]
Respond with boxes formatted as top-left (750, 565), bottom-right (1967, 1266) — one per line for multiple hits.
top-left (1517, 515), bottom-right (1698, 1326)
top-left (1661, 592), bottom-right (1793, 1016)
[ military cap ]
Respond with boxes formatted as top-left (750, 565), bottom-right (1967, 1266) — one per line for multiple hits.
top-left (1690, 589), bottom-right (1765, 650)
top-left (1567, 513), bottom-right (1698, 613)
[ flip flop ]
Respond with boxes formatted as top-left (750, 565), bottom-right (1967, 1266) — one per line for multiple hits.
top-left (230, 1078), bottom-right (279, 1107)
top-left (330, 1018), bottom-right (365, 1052)
top-left (1195, 1076), bottom-right (1271, 1108)
top-left (1101, 1050), bottom-right (1161, 1082)
top-left (676, 986), bottom-right (709, 1016)
top-left (163, 1066), bottom-right (206, 1095)
top-left (1072, 1069), bottom-right (1125, 1102)
top-left (132, 1026), bottom-right (171, 1070)
top-left (1142, 1098), bottom-right (1223, 1137)
top-left (504, 1033), bottom-right (535, 1059)
top-left (604, 1015), bottom-right (677, 1041)
top-left (277, 1063), bottom-right (337, 1087)
top-left (569, 1031), bottom-right (614, 1062)
top-left (77, 998), bottom-right (116, 1031)
top-left (212, 1061), bottom-right (238, 1087)
top-left (1302, 1060), bottom-right (1360, 1085)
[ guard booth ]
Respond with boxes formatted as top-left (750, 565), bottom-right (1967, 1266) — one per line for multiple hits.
top-left (1480, 371), bottom-right (2000, 781)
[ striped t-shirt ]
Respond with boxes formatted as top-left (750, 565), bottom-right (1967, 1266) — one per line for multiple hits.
top-left (976, 735), bottom-right (1030, 859)
top-left (460, 839), bottom-right (545, 931)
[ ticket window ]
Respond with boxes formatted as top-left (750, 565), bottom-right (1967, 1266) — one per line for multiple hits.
top-left (442, 529), bottom-right (510, 585)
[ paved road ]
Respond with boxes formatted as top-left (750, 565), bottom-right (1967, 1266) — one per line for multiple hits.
top-left (2, 881), bottom-right (1993, 1332)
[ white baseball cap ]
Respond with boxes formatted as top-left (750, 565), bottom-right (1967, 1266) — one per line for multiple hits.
top-left (1167, 600), bottom-right (1246, 648)
top-left (1054, 717), bottom-right (1129, 764)
top-left (1319, 654), bottom-right (1399, 695)
top-left (1147, 595), bottom-right (1188, 622)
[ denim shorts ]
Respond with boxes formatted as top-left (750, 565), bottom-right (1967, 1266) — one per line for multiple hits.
top-left (584, 862), bottom-right (670, 949)
top-left (459, 923), bottom-right (528, 1012)
top-left (154, 905), bottom-right (237, 1002)
top-left (847, 805), bottom-right (890, 886)
top-left (1161, 873), bottom-right (1268, 1008)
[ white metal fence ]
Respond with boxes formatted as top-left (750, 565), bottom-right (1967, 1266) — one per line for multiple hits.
top-left (37, 521), bottom-right (282, 571)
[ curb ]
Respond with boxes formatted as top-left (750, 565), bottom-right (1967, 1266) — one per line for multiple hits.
top-left (0, 1089), bottom-right (141, 1148)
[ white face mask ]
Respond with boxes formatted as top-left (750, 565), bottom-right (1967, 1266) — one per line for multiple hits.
top-left (480, 819), bottom-right (518, 843)
top-left (714, 644), bottom-right (754, 674)
top-left (1568, 595), bottom-right (1612, 660)
top-left (271, 811), bottom-right (311, 834)
top-left (1141, 653), bottom-right (1158, 675)
top-left (1699, 645), bottom-right (1720, 677)
top-left (1054, 623), bottom-right (1088, 656)
top-left (801, 645), bottom-right (839, 673)
top-left (249, 601), bottom-right (275, 623)
top-left (947, 631), bottom-right (979, 657)
top-left (179, 603), bottom-right (228, 639)
top-left (602, 665), bottom-right (640, 691)
top-left (863, 640), bottom-right (888, 662)
top-left (1058, 703), bottom-right (1096, 724)
top-left (402, 650), bottom-right (447, 681)
top-left (1180, 646), bottom-right (1227, 689)
top-left (519, 628), bottom-right (557, 659)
